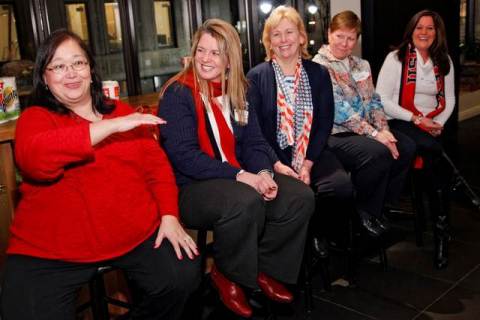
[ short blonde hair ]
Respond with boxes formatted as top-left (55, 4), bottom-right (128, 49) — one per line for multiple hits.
top-left (329, 10), bottom-right (361, 37)
top-left (262, 5), bottom-right (310, 61)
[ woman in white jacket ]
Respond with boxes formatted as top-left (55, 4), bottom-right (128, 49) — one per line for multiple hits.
top-left (376, 10), bottom-right (455, 269)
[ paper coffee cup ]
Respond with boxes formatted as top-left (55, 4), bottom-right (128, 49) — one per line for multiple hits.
top-left (102, 80), bottom-right (120, 100)
top-left (0, 77), bottom-right (20, 123)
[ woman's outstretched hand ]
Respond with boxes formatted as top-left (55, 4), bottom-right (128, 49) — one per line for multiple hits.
top-left (112, 113), bottom-right (166, 132)
top-left (90, 113), bottom-right (166, 145)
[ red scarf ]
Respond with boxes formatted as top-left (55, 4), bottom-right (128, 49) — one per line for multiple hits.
top-left (177, 71), bottom-right (240, 168)
top-left (399, 44), bottom-right (446, 119)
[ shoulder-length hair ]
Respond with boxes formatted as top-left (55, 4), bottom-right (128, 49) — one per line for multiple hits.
top-left (160, 19), bottom-right (248, 125)
top-left (29, 29), bottom-right (114, 114)
top-left (262, 5), bottom-right (310, 61)
top-left (395, 10), bottom-right (450, 75)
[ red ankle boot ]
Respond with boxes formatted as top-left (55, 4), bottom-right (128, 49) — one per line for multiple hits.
top-left (210, 264), bottom-right (252, 318)
top-left (257, 272), bottom-right (293, 303)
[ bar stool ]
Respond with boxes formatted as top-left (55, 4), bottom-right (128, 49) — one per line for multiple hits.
top-left (76, 266), bottom-right (132, 320)
top-left (388, 155), bottom-right (427, 247)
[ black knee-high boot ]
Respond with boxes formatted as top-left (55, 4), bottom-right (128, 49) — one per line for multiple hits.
top-left (430, 188), bottom-right (450, 269)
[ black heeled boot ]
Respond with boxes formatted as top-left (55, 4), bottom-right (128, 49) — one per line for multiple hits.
top-left (431, 188), bottom-right (450, 269)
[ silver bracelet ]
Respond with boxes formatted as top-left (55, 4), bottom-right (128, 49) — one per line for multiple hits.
top-left (236, 169), bottom-right (245, 179)
top-left (258, 169), bottom-right (274, 178)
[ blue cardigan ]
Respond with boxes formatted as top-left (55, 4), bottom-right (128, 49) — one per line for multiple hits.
top-left (159, 82), bottom-right (274, 187)
top-left (246, 59), bottom-right (334, 166)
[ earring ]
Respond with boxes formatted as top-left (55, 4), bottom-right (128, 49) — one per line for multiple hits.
top-left (45, 84), bottom-right (49, 91)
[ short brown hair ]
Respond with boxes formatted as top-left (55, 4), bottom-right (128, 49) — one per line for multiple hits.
top-left (329, 10), bottom-right (361, 37)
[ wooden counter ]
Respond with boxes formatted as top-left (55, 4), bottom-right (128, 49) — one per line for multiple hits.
top-left (121, 92), bottom-right (160, 110)
top-left (0, 120), bottom-right (16, 266)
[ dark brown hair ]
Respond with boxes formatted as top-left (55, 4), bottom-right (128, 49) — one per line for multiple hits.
top-left (395, 10), bottom-right (450, 75)
top-left (29, 29), bottom-right (114, 114)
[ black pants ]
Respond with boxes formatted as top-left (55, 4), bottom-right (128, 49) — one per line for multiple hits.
top-left (179, 174), bottom-right (314, 288)
top-left (311, 148), bottom-right (354, 201)
top-left (310, 148), bottom-right (355, 236)
top-left (388, 119), bottom-right (452, 191)
top-left (0, 232), bottom-right (200, 320)
top-left (328, 129), bottom-right (416, 217)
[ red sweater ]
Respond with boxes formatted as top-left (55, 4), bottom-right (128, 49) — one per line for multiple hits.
top-left (8, 101), bottom-right (179, 262)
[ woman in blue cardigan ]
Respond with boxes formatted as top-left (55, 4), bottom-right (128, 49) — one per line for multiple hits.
top-left (158, 19), bottom-right (314, 318)
top-left (247, 6), bottom-right (359, 240)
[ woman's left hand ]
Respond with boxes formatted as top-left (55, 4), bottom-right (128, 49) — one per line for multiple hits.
top-left (154, 215), bottom-right (199, 260)
top-left (273, 161), bottom-right (299, 179)
top-left (258, 171), bottom-right (278, 201)
top-left (375, 130), bottom-right (399, 159)
top-left (430, 128), bottom-right (442, 137)
top-left (298, 160), bottom-right (313, 185)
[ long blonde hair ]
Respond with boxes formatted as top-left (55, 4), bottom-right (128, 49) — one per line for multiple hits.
top-left (160, 19), bottom-right (248, 124)
top-left (262, 5), bottom-right (310, 61)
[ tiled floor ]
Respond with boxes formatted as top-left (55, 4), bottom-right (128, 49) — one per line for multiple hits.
top-left (199, 116), bottom-right (480, 320)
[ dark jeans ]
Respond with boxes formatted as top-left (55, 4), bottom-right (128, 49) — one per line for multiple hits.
top-left (179, 174), bottom-right (314, 288)
top-left (0, 232), bottom-right (201, 320)
top-left (328, 129), bottom-right (416, 217)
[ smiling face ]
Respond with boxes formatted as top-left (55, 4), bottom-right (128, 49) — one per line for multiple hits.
top-left (412, 15), bottom-right (436, 54)
top-left (194, 33), bottom-right (228, 82)
top-left (269, 18), bottom-right (304, 61)
top-left (43, 39), bottom-right (92, 110)
top-left (328, 27), bottom-right (358, 60)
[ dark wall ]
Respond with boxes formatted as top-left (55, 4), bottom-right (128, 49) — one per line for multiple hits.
top-left (361, 0), bottom-right (461, 140)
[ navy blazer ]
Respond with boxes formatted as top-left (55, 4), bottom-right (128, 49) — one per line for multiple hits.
top-left (246, 59), bottom-right (334, 166)
top-left (159, 82), bottom-right (273, 187)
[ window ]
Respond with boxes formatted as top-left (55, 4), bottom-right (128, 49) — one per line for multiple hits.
top-left (0, 4), bottom-right (20, 62)
top-left (65, 3), bottom-right (90, 44)
top-left (154, 1), bottom-right (174, 47)
top-left (201, 0), bottom-right (250, 72)
top-left (459, 0), bottom-right (480, 92)
top-left (304, 0), bottom-right (329, 55)
top-left (133, 0), bottom-right (192, 93)
top-left (105, 2), bottom-right (122, 53)
top-left (64, 1), bottom-right (127, 96)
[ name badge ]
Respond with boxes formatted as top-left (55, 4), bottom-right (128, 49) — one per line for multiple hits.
top-left (234, 108), bottom-right (248, 123)
top-left (352, 71), bottom-right (370, 82)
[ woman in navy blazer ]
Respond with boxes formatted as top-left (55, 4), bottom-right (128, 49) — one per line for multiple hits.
top-left (158, 19), bottom-right (314, 318)
top-left (247, 6), bottom-right (355, 243)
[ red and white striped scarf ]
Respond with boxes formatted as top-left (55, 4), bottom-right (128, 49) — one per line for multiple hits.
top-left (272, 57), bottom-right (313, 172)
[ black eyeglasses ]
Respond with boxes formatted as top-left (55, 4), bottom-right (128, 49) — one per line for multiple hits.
top-left (46, 60), bottom-right (89, 74)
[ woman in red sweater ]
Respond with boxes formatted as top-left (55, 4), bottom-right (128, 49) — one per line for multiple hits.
top-left (0, 30), bottom-right (199, 320)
